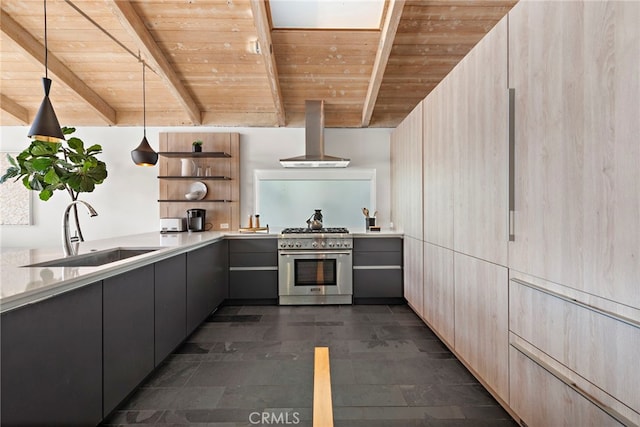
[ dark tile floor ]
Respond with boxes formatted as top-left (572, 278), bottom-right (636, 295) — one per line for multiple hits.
top-left (102, 304), bottom-right (516, 427)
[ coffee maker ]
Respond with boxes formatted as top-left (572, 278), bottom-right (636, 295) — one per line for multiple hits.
top-left (186, 209), bottom-right (206, 232)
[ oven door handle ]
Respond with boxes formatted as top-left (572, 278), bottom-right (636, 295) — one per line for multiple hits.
top-left (279, 251), bottom-right (352, 256)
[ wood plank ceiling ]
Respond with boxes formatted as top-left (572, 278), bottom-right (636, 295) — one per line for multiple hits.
top-left (0, 0), bottom-right (517, 129)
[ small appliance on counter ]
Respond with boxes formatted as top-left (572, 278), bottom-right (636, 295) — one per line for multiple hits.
top-left (160, 217), bottom-right (186, 233)
top-left (187, 208), bottom-right (207, 232)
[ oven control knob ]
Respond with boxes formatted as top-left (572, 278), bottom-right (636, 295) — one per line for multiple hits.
top-left (328, 242), bottom-right (334, 247)
top-left (288, 243), bottom-right (294, 248)
top-left (321, 242), bottom-right (326, 247)
top-left (280, 242), bottom-right (287, 248)
top-left (295, 242), bottom-right (302, 248)
top-left (312, 242), bottom-right (318, 248)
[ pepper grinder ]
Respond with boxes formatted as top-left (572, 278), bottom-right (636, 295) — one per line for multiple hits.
top-left (255, 214), bottom-right (260, 228)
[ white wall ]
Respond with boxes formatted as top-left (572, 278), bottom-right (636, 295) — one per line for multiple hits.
top-left (0, 125), bottom-right (391, 248)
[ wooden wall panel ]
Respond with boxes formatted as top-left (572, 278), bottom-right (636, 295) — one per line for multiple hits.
top-left (159, 132), bottom-right (240, 231)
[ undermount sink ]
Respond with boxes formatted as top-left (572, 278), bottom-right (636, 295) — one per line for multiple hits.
top-left (24, 247), bottom-right (161, 268)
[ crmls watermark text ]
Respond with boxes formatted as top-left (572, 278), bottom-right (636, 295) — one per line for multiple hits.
top-left (249, 411), bottom-right (301, 425)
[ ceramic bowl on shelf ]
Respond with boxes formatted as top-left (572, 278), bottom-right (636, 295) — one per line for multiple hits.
top-left (185, 191), bottom-right (203, 200)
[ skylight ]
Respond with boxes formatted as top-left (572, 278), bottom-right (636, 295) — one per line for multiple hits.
top-left (268, 0), bottom-right (386, 30)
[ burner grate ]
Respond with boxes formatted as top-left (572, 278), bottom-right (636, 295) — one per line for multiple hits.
top-left (281, 227), bottom-right (349, 234)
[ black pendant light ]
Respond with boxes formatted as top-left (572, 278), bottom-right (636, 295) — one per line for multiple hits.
top-left (28, 0), bottom-right (65, 143)
top-left (131, 61), bottom-right (158, 166)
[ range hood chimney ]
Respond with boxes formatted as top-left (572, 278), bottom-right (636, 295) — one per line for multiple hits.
top-left (280, 100), bottom-right (350, 168)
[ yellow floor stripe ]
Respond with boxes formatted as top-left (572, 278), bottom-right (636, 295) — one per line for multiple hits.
top-left (313, 347), bottom-right (334, 427)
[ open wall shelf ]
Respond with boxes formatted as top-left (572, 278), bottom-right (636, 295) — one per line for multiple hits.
top-left (158, 132), bottom-right (240, 231)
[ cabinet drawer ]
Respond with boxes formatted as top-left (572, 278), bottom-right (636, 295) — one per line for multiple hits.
top-left (509, 278), bottom-right (640, 415)
top-left (353, 269), bottom-right (403, 298)
top-left (510, 344), bottom-right (629, 427)
top-left (354, 237), bottom-right (402, 252)
top-left (229, 238), bottom-right (277, 253)
top-left (230, 252), bottom-right (277, 268)
top-left (353, 251), bottom-right (402, 266)
top-left (229, 271), bottom-right (277, 299)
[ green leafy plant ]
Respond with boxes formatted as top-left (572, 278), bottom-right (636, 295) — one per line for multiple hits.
top-left (1, 127), bottom-right (108, 202)
top-left (192, 139), bottom-right (203, 147)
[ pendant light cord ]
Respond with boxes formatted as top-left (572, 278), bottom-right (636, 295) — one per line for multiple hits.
top-left (44, 0), bottom-right (48, 79)
top-left (142, 60), bottom-right (146, 137)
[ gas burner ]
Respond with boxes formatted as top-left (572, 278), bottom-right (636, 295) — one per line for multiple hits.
top-left (281, 227), bottom-right (349, 234)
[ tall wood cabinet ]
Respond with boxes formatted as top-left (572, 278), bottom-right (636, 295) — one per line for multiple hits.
top-left (391, 102), bottom-right (424, 315)
top-left (452, 17), bottom-right (508, 267)
top-left (391, 1), bottom-right (640, 425)
top-left (390, 102), bottom-right (423, 241)
top-left (159, 132), bottom-right (240, 231)
top-left (507, 0), bottom-right (640, 307)
top-left (422, 78), bottom-right (453, 248)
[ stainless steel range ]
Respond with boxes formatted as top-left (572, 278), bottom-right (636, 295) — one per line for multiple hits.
top-left (278, 227), bottom-right (353, 305)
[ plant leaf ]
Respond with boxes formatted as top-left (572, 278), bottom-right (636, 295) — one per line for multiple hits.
top-left (39, 188), bottom-right (53, 201)
top-left (31, 141), bottom-right (60, 156)
top-left (43, 167), bottom-right (60, 185)
top-left (32, 157), bottom-right (53, 171)
top-left (67, 137), bottom-right (84, 153)
top-left (85, 144), bottom-right (102, 154)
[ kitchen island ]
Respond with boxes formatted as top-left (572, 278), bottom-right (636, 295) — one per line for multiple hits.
top-left (1, 229), bottom-right (403, 426)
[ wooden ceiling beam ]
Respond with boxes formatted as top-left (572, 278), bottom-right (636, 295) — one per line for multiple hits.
top-left (0, 10), bottom-right (117, 126)
top-left (0, 94), bottom-right (29, 124)
top-left (249, 0), bottom-right (286, 127)
top-left (361, 0), bottom-right (406, 127)
top-left (107, 0), bottom-right (202, 125)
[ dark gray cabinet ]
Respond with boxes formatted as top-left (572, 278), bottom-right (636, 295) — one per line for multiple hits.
top-left (186, 240), bottom-right (228, 333)
top-left (103, 264), bottom-right (155, 416)
top-left (1, 281), bottom-right (103, 426)
top-left (155, 254), bottom-right (187, 365)
top-left (228, 238), bottom-right (278, 303)
top-left (353, 237), bottom-right (404, 304)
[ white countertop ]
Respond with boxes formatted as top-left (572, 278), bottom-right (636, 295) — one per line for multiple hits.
top-left (0, 231), bottom-right (225, 313)
top-left (1, 229), bottom-right (403, 313)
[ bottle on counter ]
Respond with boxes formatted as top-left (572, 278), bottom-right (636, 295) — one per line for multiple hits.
top-left (248, 215), bottom-right (253, 228)
top-left (255, 214), bottom-right (260, 228)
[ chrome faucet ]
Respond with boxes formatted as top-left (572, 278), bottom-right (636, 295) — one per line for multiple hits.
top-left (63, 200), bottom-right (98, 256)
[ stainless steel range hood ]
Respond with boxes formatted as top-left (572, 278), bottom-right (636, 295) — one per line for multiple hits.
top-left (280, 100), bottom-right (350, 168)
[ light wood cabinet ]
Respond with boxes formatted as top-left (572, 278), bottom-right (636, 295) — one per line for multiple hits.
top-left (507, 0), bottom-right (640, 307)
top-left (509, 344), bottom-right (627, 427)
top-left (510, 275), bottom-right (640, 424)
top-left (422, 78), bottom-right (453, 248)
top-left (422, 242), bottom-right (454, 347)
top-left (452, 16), bottom-right (509, 267)
top-left (403, 236), bottom-right (424, 317)
top-left (390, 102), bottom-right (423, 241)
top-left (454, 252), bottom-right (509, 403)
top-left (159, 132), bottom-right (240, 231)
